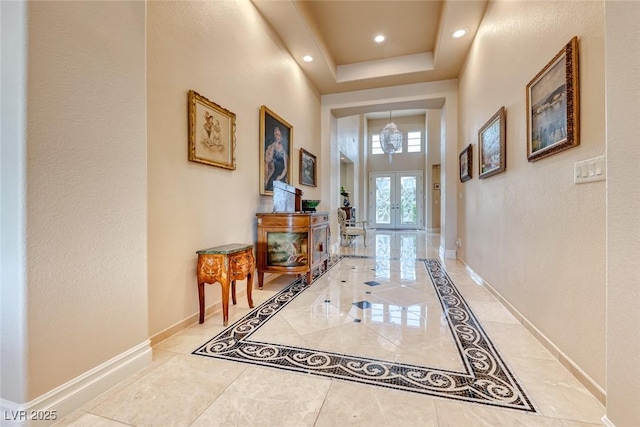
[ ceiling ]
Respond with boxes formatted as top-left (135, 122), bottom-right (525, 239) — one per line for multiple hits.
top-left (252, 0), bottom-right (488, 100)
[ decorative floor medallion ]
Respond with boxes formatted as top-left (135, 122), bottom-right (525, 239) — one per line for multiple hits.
top-left (193, 256), bottom-right (536, 412)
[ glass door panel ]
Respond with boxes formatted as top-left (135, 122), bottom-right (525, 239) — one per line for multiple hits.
top-left (374, 176), bottom-right (391, 225)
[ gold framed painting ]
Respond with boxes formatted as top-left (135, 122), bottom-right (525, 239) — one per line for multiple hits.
top-left (526, 36), bottom-right (579, 162)
top-left (259, 105), bottom-right (293, 195)
top-left (479, 107), bottom-right (506, 179)
top-left (299, 148), bottom-right (317, 187)
top-left (188, 90), bottom-right (236, 170)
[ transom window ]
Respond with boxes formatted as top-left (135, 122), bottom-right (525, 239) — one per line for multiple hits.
top-left (407, 131), bottom-right (422, 153)
top-left (371, 134), bottom-right (383, 155)
top-left (371, 133), bottom-right (404, 155)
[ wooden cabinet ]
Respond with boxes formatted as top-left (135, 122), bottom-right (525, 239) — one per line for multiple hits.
top-left (256, 212), bottom-right (330, 288)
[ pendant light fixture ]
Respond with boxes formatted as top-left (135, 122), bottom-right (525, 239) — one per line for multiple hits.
top-left (379, 111), bottom-right (403, 163)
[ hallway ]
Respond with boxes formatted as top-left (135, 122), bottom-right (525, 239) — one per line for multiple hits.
top-left (55, 231), bottom-right (604, 426)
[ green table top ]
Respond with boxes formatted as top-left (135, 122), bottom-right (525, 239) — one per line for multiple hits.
top-left (196, 243), bottom-right (253, 255)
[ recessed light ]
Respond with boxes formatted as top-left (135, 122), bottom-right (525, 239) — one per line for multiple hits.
top-left (374, 34), bottom-right (385, 43)
top-left (302, 55), bottom-right (313, 62)
top-left (452, 29), bottom-right (467, 38)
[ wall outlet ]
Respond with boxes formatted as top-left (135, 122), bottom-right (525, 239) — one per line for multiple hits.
top-left (456, 238), bottom-right (462, 248)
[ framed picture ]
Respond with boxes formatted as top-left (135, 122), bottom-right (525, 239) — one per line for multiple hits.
top-left (526, 36), bottom-right (579, 162)
top-left (188, 90), bottom-right (236, 170)
top-left (459, 144), bottom-right (472, 183)
top-left (479, 107), bottom-right (506, 179)
top-left (299, 148), bottom-right (317, 187)
top-left (260, 105), bottom-right (293, 195)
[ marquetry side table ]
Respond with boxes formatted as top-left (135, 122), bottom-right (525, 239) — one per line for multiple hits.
top-left (196, 243), bottom-right (255, 326)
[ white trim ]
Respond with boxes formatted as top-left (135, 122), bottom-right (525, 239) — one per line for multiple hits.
top-left (601, 416), bottom-right (615, 427)
top-left (465, 265), bottom-right (484, 285)
top-left (439, 246), bottom-right (456, 259)
top-left (0, 340), bottom-right (151, 427)
top-left (427, 227), bottom-right (440, 232)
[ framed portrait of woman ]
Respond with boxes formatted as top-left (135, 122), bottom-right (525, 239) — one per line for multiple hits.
top-left (260, 105), bottom-right (293, 195)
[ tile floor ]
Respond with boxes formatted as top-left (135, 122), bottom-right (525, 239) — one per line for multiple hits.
top-left (55, 231), bottom-right (605, 426)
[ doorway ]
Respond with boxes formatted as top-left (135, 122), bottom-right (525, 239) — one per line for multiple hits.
top-left (369, 171), bottom-right (423, 229)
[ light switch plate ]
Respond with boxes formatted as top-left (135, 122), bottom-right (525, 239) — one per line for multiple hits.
top-left (574, 155), bottom-right (605, 184)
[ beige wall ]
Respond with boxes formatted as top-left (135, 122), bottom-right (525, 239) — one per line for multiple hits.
top-left (24, 1), bottom-right (148, 399)
top-left (457, 0), bottom-right (605, 389)
top-left (147, 1), bottom-right (321, 336)
top-left (605, 2), bottom-right (640, 426)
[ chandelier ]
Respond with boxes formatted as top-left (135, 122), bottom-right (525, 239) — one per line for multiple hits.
top-left (379, 111), bottom-right (403, 163)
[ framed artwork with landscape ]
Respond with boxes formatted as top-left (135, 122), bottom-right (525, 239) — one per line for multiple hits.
top-left (188, 90), bottom-right (236, 170)
top-left (260, 105), bottom-right (293, 195)
top-left (299, 148), bottom-right (317, 187)
top-left (459, 144), bottom-right (472, 183)
top-left (526, 36), bottom-right (579, 162)
top-left (479, 106), bottom-right (506, 179)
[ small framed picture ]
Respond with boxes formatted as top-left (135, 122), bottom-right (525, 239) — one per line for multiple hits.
top-left (299, 148), bottom-right (317, 187)
top-left (526, 36), bottom-right (579, 161)
top-left (188, 90), bottom-right (236, 170)
top-left (459, 144), bottom-right (472, 183)
top-left (479, 107), bottom-right (506, 179)
top-left (260, 106), bottom-right (293, 195)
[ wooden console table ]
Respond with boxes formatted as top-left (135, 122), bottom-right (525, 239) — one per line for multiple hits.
top-left (256, 212), bottom-right (330, 289)
top-left (196, 243), bottom-right (255, 326)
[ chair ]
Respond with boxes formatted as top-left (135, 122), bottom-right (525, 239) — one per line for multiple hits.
top-left (337, 208), bottom-right (367, 247)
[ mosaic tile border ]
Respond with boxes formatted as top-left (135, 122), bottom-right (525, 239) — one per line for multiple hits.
top-left (193, 256), bottom-right (536, 412)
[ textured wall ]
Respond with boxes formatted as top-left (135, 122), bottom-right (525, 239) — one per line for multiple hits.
top-left (457, 1), bottom-right (606, 387)
top-left (146, 1), bottom-right (321, 336)
top-left (605, 2), bottom-right (640, 425)
top-left (26, 1), bottom-right (148, 399)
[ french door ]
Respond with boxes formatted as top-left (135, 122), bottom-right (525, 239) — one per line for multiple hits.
top-left (370, 171), bottom-right (423, 229)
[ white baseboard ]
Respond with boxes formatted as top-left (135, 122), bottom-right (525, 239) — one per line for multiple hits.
top-left (601, 416), bottom-right (615, 427)
top-left (439, 245), bottom-right (456, 259)
top-left (465, 265), bottom-right (484, 285)
top-left (1, 340), bottom-right (151, 427)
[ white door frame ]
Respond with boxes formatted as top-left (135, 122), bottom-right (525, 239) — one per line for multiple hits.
top-left (369, 171), bottom-right (423, 229)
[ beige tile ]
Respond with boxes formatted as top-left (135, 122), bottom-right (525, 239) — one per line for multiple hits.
top-left (467, 299), bottom-right (521, 324)
top-left (277, 299), bottom-right (354, 336)
top-left (82, 349), bottom-right (175, 411)
top-left (507, 357), bottom-right (605, 424)
top-left (314, 380), bottom-right (439, 427)
top-left (191, 366), bottom-right (331, 427)
top-left (53, 411), bottom-right (131, 427)
top-left (481, 321), bottom-right (556, 361)
top-left (435, 399), bottom-right (602, 427)
top-left (393, 342), bottom-right (465, 372)
top-left (298, 320), bottom-right (399, 361)
top-left (87, 354), bottom-right (247, 426)
top-left (248, 314), bottom-right (309, 347)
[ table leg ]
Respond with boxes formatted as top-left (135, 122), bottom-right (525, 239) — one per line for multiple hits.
top-left (231, 280), bottom-right (237, 305)
top-left (306, 270), bottom-right (312, 286)
top-left (221, 280), bottom-right (230, 326)
top-left (198, 281), bottom-right (205, 324)
top-left (258, 271), bottom-right (264, 289)
top-left (246, 272), bottom-right (254, 308)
